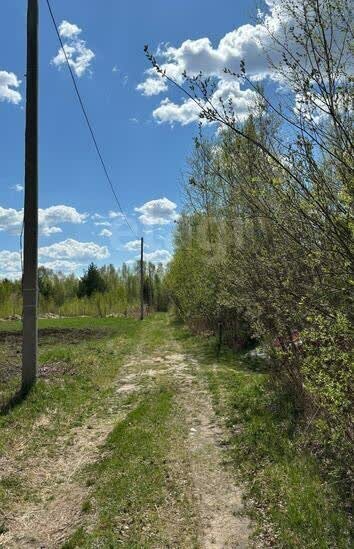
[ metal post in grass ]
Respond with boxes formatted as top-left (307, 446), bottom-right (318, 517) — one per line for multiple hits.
top-left (140, 237), bottom-right (144, 320)
top-left (217, 320), bottom-right (223, 358)
top-left (22, 0), bottom-right (39, 393)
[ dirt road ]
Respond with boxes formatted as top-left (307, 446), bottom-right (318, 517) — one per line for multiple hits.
top-left (0, 316), bottom-right (251, 548)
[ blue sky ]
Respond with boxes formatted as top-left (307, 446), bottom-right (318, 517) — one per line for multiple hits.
top-left (0, 0), bottom-right (276, 278)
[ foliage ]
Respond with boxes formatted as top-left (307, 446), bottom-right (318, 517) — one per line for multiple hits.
top-left (77, 263), bottom-right (107, 298)
top-left (0, 261), bottom-right (169, 318)
top-left (161, 0), bottom-right (353, 495)
top-left (204, 352), bottom-right (352, 548)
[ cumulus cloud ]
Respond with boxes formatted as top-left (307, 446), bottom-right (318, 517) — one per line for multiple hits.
top-left (0, 204), bottom-right (87, 236)
top-left (0, 70), bottom-right (22, 104)
top-left (124, 239), bottom-right (143, 252)
top-left (0, 250), bottom-right (21, 279)
top-left (99, 228), bottom-right (112, 237)
top-left (0, 206), bottom-right (23, 234)
top-left (40, 260), bottom-right (81, 273)
top-left (0, 238), bottom-right (110, 279)
top-left (143, 249), bottom-right (171, 264)
top-left (41, 226), bottom-right (63, 237)
top-left (139, 5), bottom-right (282, 88)
top-left (137, 1), bottom-right (292, 125)
top-left (39, 205), bottom-right (87, 230)
top-left (58, 20), bottom-right (81, 39)
top-left (39, 239), bottom-right (109, 261)
top-left (52, 20), bottom-right (95, 77)
top-left (135, 198), bottom-right (179, 225)
top-left (108, 211), bottom-right (124, 219)
top-left (153, 98), bottom-right (200, 126)
top-left (153, 79), bottom-right (257, 126)
top-left (152, 79), bottom-right (258, 126)
top-left (136, 73), bottom-right (168, 96)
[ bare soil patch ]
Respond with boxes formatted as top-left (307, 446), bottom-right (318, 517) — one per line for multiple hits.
top-left (0, 327), bottom-right (110, 345)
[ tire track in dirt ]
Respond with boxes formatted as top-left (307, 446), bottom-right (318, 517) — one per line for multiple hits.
top-left (1, 338), bottom-right (251, 548)
top-left (0, 354), bottom-right (145, 548)
top-left (119, 348), bottom-right (251, 548)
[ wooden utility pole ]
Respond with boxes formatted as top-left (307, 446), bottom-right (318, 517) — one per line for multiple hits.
top-left (140, 237), bottom-right (144, 320)
top-left (22, 0), bottom-right (39, 393)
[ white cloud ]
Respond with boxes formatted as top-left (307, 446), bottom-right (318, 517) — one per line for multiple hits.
top-left (39, 239), bottom-right (109, 261)
top-left (41, 226), bottom-right (63, 237)
top-left (152, 67), bottom-right (257, 128)
top-left (153, 98), bottom-right (200, 126)
top-left (0, 250), bottom-right (21, 279)
top-left (137, 1), bottom-right (293, 125)
top-left (58, 20), bottom-right (81, 39)
top-left (94, 221), bottom-right (111, 227)
top-left (52, 20), bottom-right (95, 77)
top-left (12, 184), bottom-right (24, 192)
top-left (135, 197), bottom-right (179, 225)
top-left (137, 74), bottom-right (168, 96)
top-left (143, 249), bottom-right (171, 264)
top-left (0, 206), bottom-right (23, 235)
top-left (0, 71), bottom-right (22, 104)
top-left (138, 5), bottom-right (282, 92)
top-left (0, 204), bottom-right (87, 236)
top-left (0, 238), bottom-right (109, 279)
top-left (99, 228), bottom-right (112, 237)
top-left (39, 205), bottom-right (87, 227)
top-left (40, 260), bottom-right (81, 273)
top-left (108, 211), bottom-right (124, 219)
top-left (124, 239), bottom-right (142, 252)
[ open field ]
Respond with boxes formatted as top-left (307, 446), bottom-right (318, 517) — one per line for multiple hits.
top-left (0, 314), bottom-right (351, 548)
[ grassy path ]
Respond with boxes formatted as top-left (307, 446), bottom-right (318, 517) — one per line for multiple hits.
top-left (0, 314), bottom-right (351, 548)
top-left (0, 315), bottom-right (250, 548)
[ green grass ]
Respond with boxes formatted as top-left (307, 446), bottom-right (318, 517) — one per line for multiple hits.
top-left (0, 317), bottom-right (141, 510)
top-left (0, 314), bottom-right (198, 547)
top-left (64, 387), bottom-right (193, 547)
top-left (62, 315), bottom-right (198, 547)
top-left (177, 328), bottom-right (352, 548)
top-left (0, 314), bottom-right (351, 548)
top-left (0, 315), bottom-right (131, 332)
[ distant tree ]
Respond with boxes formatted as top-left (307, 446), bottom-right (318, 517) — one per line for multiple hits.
top-left (38, 266), bottom-right (54, 300)
top-left (77, 263), bottom-right (107, 298)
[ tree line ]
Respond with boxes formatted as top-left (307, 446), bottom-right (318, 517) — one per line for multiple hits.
top-left (0, 261), bottom-right (169, 318)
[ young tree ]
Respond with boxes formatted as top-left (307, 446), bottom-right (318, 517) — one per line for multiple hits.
top-left (77, 263), bottom-right (107, 298)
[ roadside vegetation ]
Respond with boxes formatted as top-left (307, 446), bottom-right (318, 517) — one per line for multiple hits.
top-left (1, 315), bottom-right (351, 547)
top-left (160, 0), bottom-right (353, 513)
top-left (0, 260), bottom-right (168, 319)
top-left (180, 329), bottom-right (352, 548)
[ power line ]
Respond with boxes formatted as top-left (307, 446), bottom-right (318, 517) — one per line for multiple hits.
top-left (45, 0), bottom-right (137, 238)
